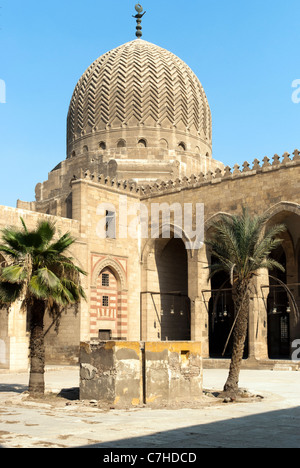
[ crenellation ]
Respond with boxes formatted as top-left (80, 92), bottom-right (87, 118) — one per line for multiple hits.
top-left (233, 164), bottom-right (241, 176)
top-left (282, 152), bottom-right (291, 164)
top-left (214, 168), bottom-right (223, 179)
top-left (71, 149), bottom-right (300, 201)
top-left (272, 154), bottom-right (281, 165)
top-left (252, 158), bottom-right (261, 171)
top-left (262, 156), bottom-right (271, 168)
top-left (293, 149), bottom-right (300, 162)
top-left (242, 161), bottom-right (250, 172)
top-left (223, 166), bottom-right (232, 178)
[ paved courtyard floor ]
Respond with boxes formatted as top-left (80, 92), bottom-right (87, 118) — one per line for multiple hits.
top-left (0, 367), bottom-right (299, 448)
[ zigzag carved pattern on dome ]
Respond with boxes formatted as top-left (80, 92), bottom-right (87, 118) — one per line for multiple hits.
top-left (68, 41), bottom-right (212, 140)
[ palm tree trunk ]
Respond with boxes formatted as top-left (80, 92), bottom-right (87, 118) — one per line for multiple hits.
top-left (224, 283), bottom-right (249, 396)
top-left (28, 299), bottom-right (46, 395)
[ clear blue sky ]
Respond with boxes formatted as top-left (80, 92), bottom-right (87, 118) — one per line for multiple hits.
top-left (0, 0), bottom-right (299, 208)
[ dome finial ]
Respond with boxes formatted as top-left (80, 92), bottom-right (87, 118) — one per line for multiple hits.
top-left (133, 4), bottom-right (146, 38)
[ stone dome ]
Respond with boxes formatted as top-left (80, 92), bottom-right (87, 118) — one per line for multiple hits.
top-left (67, 39), bottom-right (212, 162)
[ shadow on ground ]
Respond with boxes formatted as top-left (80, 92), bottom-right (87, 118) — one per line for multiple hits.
top-left (0, 382), bottom-right (80, 400)
top-left (0, 383), bottom-right (27, 393)
top-left (58, 387), bottom-right (79, 400)
top-left (75, 406), bottom-right (300, 449)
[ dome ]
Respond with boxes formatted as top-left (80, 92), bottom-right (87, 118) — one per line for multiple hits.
top-left (67, 39), bottom-right (212, 161)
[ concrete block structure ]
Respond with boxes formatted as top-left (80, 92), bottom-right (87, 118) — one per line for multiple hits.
top-left (79, 341), bottom-right (202, 406)
top-left (145, 342), bottom-right (203, 404)
top-left (80, 341), bottom-right (143, 405)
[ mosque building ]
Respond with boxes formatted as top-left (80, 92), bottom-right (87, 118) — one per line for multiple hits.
top-left (1, 5), bottom-right (300, 371)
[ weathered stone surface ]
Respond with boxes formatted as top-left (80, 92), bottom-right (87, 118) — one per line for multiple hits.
top-left (79, 341), bottom-right (203, 406)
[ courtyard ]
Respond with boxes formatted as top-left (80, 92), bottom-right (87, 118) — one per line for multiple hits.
top-left (0, 367), bottom-right (299, 448)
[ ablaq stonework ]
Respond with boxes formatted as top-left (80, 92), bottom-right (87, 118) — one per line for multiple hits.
top-left (1, 11), bottom-right (300, 371)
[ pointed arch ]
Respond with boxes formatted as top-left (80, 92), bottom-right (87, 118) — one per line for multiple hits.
top-left (141, 223), bottom-right (196, 265)
top-left (264, 202), bottom-right (300, 221)
top-left (90, 256), bottom-right (128, 340)
top-left (92, 257), bottom-right (127, 291)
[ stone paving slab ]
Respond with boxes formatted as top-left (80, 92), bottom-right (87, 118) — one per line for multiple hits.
top-left (0, 367), bottom-right (299, 448)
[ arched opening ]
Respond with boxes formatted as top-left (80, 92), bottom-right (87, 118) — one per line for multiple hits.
top-left (138, 138), bottom-right (147, 148)
top-left (117, 139), bottom-right (126, 148)
top-left (90, 262), bottom-right (128, 341)
top-left (155, 237), bottom-right (190, 341)
top-left (208, 256), bottom-right (248, 358)
top-left (267, 245), bottom-right (290, 359)
top-left (178, 142), bottom-right (186, 151)
top-left (265, 205), bottom-right (300, 359)
top-left (99, 141), bottom-right (106, 150)
top-left (97, 267), bottom-right (119, 340)
top-left (160, 138), bottom-right (168, 149)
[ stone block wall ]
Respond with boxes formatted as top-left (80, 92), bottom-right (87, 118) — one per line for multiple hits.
top-left (79, 341), bottom-right (202, 407)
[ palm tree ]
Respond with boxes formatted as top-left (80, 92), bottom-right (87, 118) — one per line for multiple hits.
top-left (206, 207), bottom-right (286, 396)
top-left (0, 218), bottom-right (87, 395)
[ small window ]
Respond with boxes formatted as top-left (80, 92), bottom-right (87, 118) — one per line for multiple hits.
top-left (117, 139), bottom-right (126, 148)
top-left (105, 210), bottom-right (116, 239)
top-left (102, 296), bottom-right (109, 307)
top-left (99, 329), bottom-right (111, 340)
top-left (138, 138), bottom-right (147, 148)
top-left (99, 141), bottom-right (106, 150)
top-left (178, 142), bottom-right (186, 151)
top-left (102, 273), bottom-right (109, 287)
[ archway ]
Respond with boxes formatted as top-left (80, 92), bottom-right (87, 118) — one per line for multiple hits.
top-left (208, 257), bottom-right (235, 357)
top-left (207, 257), bottom-right (249, 359)
top-left (264, 205), bottom-right (300, 359)
top-left (267, 246), bottom-right (290, 358)
top-left (156, 237), bottom-right (190, 341)
top-left (90, 258), bottom-right (128, 340)
top-left (141, 233), bottom-right (191, 342)
top-left (205, 215), bottom-right (249, 359)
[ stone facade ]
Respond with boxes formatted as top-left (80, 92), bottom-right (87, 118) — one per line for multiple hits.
top-left (1, 37), bottom-right (299, 371)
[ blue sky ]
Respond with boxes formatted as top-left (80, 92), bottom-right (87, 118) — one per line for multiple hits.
top-left (0, 0), bottom-right (299, 208)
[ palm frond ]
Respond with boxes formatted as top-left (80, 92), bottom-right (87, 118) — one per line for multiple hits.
top-left (0, 219), bottom-right (87, 310)
top-left (0, 244), bottom-right (19, 259)
top-left (206, 206), bottom-right (286, 282)
top-left (36, 268), bottom-right (61, 289)
top-left (28, 275), bottom-right (49, 299)
top-left (35, 220), bottom-right (56, 247)
top-left (0, 281), bottom-right (23, 304)
top-left (46, 232), bottom-right (75, 255)
top-left (20, 217), bottom-right (28, 234)
top-left (1, 228), bottom-right (27, 254)
top-left (0, 265), bottom-right (27, 283)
